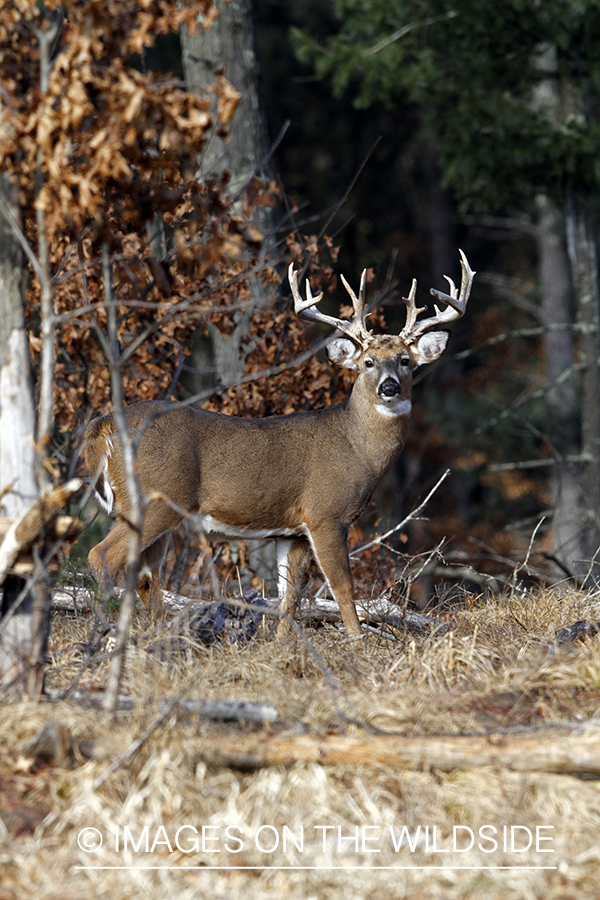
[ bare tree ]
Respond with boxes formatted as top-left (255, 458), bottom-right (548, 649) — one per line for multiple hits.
top-left (0, 173), bottom-right (40, 697)
top-left (567, 200), bottom-right (600, 577)
top-left (537, 196), bottom-right (582, 576)
top-left (0, 15), bottom-right (61, 698)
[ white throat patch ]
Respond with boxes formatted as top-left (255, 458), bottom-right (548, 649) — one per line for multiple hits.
top-left (375, 399), bottom-right (412, 419)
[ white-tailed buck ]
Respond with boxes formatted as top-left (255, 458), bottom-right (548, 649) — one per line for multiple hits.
top-left (85, 251), bottom-right (474, 636)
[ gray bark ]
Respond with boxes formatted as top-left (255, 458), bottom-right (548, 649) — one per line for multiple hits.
top-left (0, 173), bottom-right (40, 697)
top-left (181, 0), bottom-right (269, 196)
top-left (537, 196), bottom-right (583, 576)
top-left (566, 201), bottom-right (600, 578)
top-left (0, 176), bottom-right (37, 518)
top-left (532, 45), bottom-right (590, 578)
top-left (181, 0), bottom-right (271, 393)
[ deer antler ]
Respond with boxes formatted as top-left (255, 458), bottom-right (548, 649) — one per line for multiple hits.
top-left (288, 263), bottom-right (372, 348)
top-left (399, 249), bottom-right (475, 343)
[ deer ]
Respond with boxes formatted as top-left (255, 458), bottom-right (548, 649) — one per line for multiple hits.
top-left (84, 250), bottom-right (474, 637)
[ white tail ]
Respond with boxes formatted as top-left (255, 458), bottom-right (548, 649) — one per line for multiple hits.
top-left (84, 251), bottom-right (475, 635)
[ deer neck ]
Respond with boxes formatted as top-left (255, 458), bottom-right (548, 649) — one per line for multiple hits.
top-left (344, 378), bottom-right (412, 475)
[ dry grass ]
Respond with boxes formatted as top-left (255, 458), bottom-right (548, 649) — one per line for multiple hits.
top-left (2, 585), bottom-right (600, 899)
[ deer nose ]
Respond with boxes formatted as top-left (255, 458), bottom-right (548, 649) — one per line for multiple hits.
top-left (378, 376), bottom-right (401, 399)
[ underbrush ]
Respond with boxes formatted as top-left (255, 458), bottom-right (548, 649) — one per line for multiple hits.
top-left (2, 585), bottom-right (600, 899)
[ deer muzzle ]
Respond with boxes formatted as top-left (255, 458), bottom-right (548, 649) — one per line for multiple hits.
top-left (377, 376), bottom-right (402, 399)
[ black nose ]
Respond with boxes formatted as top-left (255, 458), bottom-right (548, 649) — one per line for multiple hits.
top-left (378, 377), bottom-right (401, 398)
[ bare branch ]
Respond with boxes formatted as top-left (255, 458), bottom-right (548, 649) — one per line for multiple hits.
top-left (350, 469), bottom-right (450, 557)
top-left (100, 246), bottom-right (144, 715)
top-left (363, 12), bottom-right (457, 57)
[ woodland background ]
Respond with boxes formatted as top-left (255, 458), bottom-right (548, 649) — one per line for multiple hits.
top-left (3, 5), bottom-right (600, 900)
top-left (1, 0), bottom-right (600, 675)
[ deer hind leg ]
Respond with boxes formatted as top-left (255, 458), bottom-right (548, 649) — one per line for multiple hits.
top-left (306, 524), bottom-right (362, 637)
top-left (276, 537), bottom-right (310, 637)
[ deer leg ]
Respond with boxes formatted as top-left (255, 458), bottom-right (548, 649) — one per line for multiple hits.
top-left (137, 533), bottom-right (171, 617)
top-left (88, 519), bottom-right (131, 591)
top-left (88, 498), bottom-right (182, 614)
top-left (276, 537), bottom-right (310, 637)
top-left (306, 524), bottom-right (362, 637)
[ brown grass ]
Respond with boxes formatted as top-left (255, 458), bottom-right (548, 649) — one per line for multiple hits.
top-left (2, 585), bottom-right (600, 899)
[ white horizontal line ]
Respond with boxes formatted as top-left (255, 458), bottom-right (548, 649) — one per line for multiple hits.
top-left (74, 865), bottom-right (558, 871)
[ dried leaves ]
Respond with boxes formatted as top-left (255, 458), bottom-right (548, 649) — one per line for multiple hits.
top-left (2, 14), bottom-right (215, 235)
top-left (0, 1), bottom-right (294, 432)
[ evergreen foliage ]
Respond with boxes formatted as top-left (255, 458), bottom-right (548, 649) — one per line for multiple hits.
top-left (293, 0), bottom-right (600, 213)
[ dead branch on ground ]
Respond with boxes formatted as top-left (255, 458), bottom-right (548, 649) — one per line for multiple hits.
top-left (187, 719), bottom-right (600, 777)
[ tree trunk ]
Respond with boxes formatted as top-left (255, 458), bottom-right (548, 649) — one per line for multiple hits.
top-left (532, 45), bottom-right (592, 579)
top-left (181, 0), bottom-right (271, 393)
top-left (181, 0), bottom-right (269, 198)
top-left (0, 177), bottom-right (37, 518)
top-left (0, 173), bottom-right (40, 698)
top-left (566, 200), bottom-right (600, 579)
top-left (537, 196), bottom-right (583, 577)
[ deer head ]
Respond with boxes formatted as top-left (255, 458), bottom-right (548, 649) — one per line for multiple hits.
top-left (288, 249), bottom-right (475, 418)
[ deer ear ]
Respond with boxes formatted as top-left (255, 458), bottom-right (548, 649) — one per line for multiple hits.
top-left (327, 337), bottom-right (362, 370)
top-left (411, 331), bottom-right (449, 366)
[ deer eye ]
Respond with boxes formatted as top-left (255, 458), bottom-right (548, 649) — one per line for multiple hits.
top-left (364, 358), bottom-right (375, 369)
top-left (400, 355), bottom-right (410, 368)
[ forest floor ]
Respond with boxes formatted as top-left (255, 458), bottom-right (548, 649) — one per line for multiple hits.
top-left (2, 585), bottom-right (600, 899)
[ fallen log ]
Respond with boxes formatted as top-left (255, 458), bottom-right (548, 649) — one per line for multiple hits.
top-left (294, 595), bottom-right (448, 636)
top-left (50, 586), bottom-right (447, 637)
top-left (50, 587), bottom-right (96, 611)
top-left (159, 698), bottom-right (279, 724)
top-left (188, 719), bottom-right (600, 777)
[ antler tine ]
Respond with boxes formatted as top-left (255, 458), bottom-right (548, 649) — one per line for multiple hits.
top-left (400, 250), bottom-right (475, 343)
top-left (288, 262), bottom-right (323, 314)
top-left (340, 271), bottom-right (361, 318)
top-left (429, 248), bottom-right (475, 316)
top-left (340, 268), bottom-right (371, 344)
top-left (288, 263), bottom-right (371, 348)
top-left (399, 278), bottom-right (427, 340)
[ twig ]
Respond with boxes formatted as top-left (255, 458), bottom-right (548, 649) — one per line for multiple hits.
top-left (363, 12), bottom-right (456, 57)
top-left (511, 516), bottom-right (546, 589)
top-left (100, 246), bottom-right (144, 715)
top-left (0, 480), bottom-right (82, 589)
top-left (350, 469), bottom-right (450, 557)
top-left (33, 20), bottom-right (60, 477)
top-left (94, 693), bottom-right (184, 787)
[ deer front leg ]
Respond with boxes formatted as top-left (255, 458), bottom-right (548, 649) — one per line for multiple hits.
top-left (276, 537), bottom-right (310, 637)
top-left (307, 524), bottom-right (362, 637)
top-left (137, 533), bottom-right (171, 618)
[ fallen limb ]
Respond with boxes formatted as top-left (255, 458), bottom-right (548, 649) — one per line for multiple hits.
top-left (188, 719), bottom-right (600, 777)
top-left (0, 479), bottom-right (82, 585)
top-left (297, 595), bottom-right (448, 635)
top-left (50, 586), bottom-right (447, 637)
top-left (159, 698), bottom-right (279, 724)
